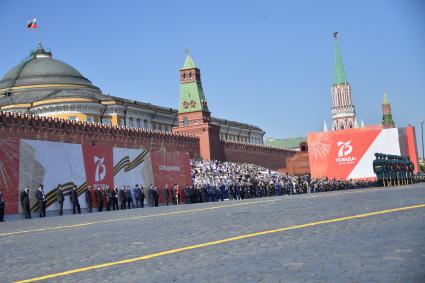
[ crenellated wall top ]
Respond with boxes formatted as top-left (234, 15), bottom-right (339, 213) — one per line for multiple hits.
top-left (0, 111), bottom-right (199, 143)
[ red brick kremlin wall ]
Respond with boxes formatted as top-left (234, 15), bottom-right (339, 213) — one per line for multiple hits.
top-left (0, 112), bottom-right (200, 155)
top-left (222, 141), bottom-right (296, 170)
top-left (0, 111), bottom-right (298, 172)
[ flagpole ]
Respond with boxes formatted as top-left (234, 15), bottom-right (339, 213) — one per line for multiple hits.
top-left (36, 20), bottom-right (41, 47)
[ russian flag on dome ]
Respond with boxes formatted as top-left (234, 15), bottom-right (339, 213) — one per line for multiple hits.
top-left (27, 18), bottom-right (37, 29)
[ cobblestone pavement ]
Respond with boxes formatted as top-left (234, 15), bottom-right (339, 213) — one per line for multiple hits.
top-left (1, 184), bottom-right (425, 283)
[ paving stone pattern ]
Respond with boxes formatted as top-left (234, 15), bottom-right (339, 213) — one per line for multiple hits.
top-left (0, 184), bottom-right (424, 283)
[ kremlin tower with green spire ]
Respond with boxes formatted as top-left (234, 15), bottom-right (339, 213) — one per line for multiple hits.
top-left (382, 92), bottom-right (395, 128)
top-left (331, 32), bottom-right (356, 131)
top-left (173, 50), bottom-right (222, 161)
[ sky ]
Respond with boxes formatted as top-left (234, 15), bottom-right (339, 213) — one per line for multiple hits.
top-left (0, 0), bottom-right (424, 155)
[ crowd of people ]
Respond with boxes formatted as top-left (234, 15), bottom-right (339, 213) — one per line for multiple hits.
top-left (191, 160), bottom-right (377, 199)
top-left (1, 160), bottom-right (424, 222)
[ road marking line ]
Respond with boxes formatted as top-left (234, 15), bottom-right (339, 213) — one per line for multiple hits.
top-left (0, 199), bottom-right (279, 237)
top-left (14, 203), bottom-right (425, 283)
top-left (1, 186), bottom-right (418, 237)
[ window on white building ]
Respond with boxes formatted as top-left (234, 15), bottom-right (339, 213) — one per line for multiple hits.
top-left (136, 118), bottom-right (141, 128)
top-left (86, 116), bottom-right (94, 123)
top-left (69, 116), bottom-right (77, 121)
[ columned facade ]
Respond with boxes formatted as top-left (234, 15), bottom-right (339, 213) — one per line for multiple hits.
top-left (0, 46), bottom-right (265, 144)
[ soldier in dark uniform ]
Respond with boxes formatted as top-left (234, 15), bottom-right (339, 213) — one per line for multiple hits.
top-left (57, 185), bottom-right (65, 215)
top-left (0, 187), bottom-right (5, 222)
top-left (400, 158), bottom-right (406, 185)
top-left (373, 153), bottom-right (384, 186)
top-left (382, 156), bottom-right (389, 186)
top-left (96, 187), bottom-right (103, 212)
top-left (37, 185), bottom-right (46, 218)
top-left (20, 187), bottom-right (31, 219)
top-left (394, 157), bottom-right (399, 186)
top-left (70, 185), bottom-right (81, 214)
top-left (85, 186), bottom-right (93, 213)
top-left (407, 159), bottom-right (414, 184)
top-left (163, 184), bottom-right (169, 206)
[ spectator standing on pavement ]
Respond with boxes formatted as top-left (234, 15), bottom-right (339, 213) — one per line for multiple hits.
top-left (37, 185), bottom-right (46, 218)
top-left (112, 186), bottom-right (119, 211)
top-left (184, 185), bottom-right (190, 204)
top-left (133, 184), bottom-right (141, 208)
top-left (96, 187), bottom-right (103, 212)
top-left (149, 185), bottom-right (155, 207)
top-left (70, 185), bottom-right (81, 214)
top-left (105, 186), bottom-right (112, 211)
top-left (0, 187), bottom-right (5, 222)
top-left (20, 187), bottom-right (31, 219)
top-left (56, 185), bottom-right (64, 215)
top-left (139, 185), bottom-right (145, 208)
top-left (172, 184), bottom-right (179, 205)
top-left (126, 186), bottom-right (133, 209)
top-left (163, 184), bottom-right (169, 206)
top-left (120, 186), bottom-right (127, 210)
top-left (85, 186), bottom-right (93, 213)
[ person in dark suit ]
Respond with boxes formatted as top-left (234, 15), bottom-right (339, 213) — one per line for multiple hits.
top-left (163, 184), bottom-right (169, 206)
top-left (149, 185), bottom-right (155, 207)
top-left (133, 184), bottom-right (141, 208)
top-left (139, 185), bottom-right (145, 208)
top-left (96, 187), bottom-right (103, 212)
top-left (0, 187), bottom-right (5, 222)
top-left (184, 185), bottom-right (191, 204)
top-left (112, 186), bottom-right (119, 211)
top-left (172, 184), bottom-right (179, 205)
top-left (119, 186), bottom-right (127, 210)
top-left (57, 186), bottom-right (64, 215)
top-left (126, 186), bottom-right (133, 209)
top-left (105, 186), bottom-right (112, 211)
top-left (154, 186), bottom-right (159, 207)
top-left (70, 185), bottom-right (81, 214)
top-left (20, 187), bottom-right (31, 219)
top-left (85, 186), bottom-right (93, 213)
top-left (37, 185), bottom-right (46, 218)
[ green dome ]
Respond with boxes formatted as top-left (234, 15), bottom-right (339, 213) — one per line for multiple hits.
top-left (0, 47), bottom-right (93, 90)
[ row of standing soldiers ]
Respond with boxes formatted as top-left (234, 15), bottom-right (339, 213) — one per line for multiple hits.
top-left (373, 153), bottom-right (416, 186)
